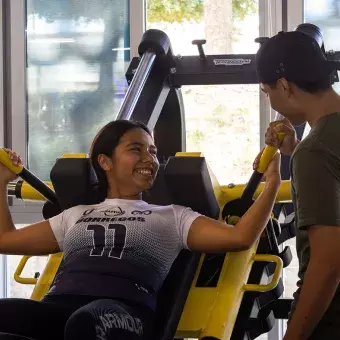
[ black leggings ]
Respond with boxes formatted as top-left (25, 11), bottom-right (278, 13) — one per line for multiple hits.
top-left (0, 295), bottom-right (154, 340)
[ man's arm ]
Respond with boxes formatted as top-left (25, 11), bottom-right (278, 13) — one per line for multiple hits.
top-left (284, 144), bottom-right (340, 339)
top-left (284, 225), bottom-right (340, 340)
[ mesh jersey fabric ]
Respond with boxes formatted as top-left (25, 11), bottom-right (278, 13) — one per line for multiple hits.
top-left (47, 198), bottom-right (201, 310)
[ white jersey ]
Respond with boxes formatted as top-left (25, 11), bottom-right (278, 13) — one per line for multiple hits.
top-left (47, 198), bottom-right (201, 310)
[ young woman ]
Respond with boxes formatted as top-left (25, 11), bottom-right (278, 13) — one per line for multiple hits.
top-left (0, 120), bottom-right (281, 340)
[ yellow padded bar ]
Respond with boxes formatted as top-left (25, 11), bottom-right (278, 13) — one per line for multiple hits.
top-left (0, 148), bottom-right (23, 175)
top-left (14, 256), bottom-right (38, 285)
top-left (61, 153), bottom-right (87, 158)
top-left (221, 180), bottom-right (291, 203)
top-left (176, 244), bottom-right (283, 339)
top-left (257, 132), bottom-right (285, 174)
top-left (21, 181), bottom-right (53, 202)
top-left (173, 152), bottom-right (283, 339)
top-left (30, 253), bottom-right (64, 301)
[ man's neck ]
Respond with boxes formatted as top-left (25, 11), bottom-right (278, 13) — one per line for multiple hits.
top-left (304, 89), bottom-right (340, 127)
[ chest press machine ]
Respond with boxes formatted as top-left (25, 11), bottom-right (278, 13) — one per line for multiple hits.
top-left (1, 22), bottom-right (340, 340)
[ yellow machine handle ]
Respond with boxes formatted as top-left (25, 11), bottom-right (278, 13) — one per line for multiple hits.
top-left (14, 256), bottom-right (39, 285)
top-left (243, 254), bottom-right (283, 292)
top-left (257, 132), bottom-right (285, 174)
top-left (0, 148), bottom-right (24, 175)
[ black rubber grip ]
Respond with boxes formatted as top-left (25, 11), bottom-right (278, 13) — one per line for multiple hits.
top-left (15, 180), bottom-right (23, 199)
top-left (20, 168), bottom-right (58, 205)
top-left (241, 170), bottom-right (263, 204)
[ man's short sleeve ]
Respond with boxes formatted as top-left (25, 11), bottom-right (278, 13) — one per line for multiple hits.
top-left (292, 147), bottom-right (340, 229)
top-left (172, 205), bottom-right (202, 250)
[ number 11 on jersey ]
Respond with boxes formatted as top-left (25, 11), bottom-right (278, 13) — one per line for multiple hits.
top-left (87, 223), bottom-right (127, 259)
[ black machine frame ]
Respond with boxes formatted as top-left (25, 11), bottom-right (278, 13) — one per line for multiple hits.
top-left (122, 29), bottom-right (340, 163)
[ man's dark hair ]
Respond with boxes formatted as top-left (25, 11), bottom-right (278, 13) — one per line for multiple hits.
top-left (256, 31), bottom-right (336, 94)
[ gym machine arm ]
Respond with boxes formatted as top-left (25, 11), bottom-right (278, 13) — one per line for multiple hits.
top-left (0, 149), bottom-right (57, 205)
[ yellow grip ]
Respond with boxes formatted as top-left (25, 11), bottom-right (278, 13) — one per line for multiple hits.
top-left (243, 254), bottom-right (283, 292)
top-left (257, 132), bottom-right (285, 174)
top-left (0, 148), bottom-right (23, 175)
top-left (14, 256), bottom-right (39, 285)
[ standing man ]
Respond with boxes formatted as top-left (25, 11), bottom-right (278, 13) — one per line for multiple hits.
top-left (255, 30), bottom-right (340, 339)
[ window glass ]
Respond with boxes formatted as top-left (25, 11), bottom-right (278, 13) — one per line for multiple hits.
top-left (147, 0), bottom-right (260, 185)
top-left (147, 1), bottom-right (270, 339)
top-left (6, 225), bottom-right (49, 298)
top-left (27, 0), bottom-right (130, 181)
top-left (304, 0), bottom-right (340, 93)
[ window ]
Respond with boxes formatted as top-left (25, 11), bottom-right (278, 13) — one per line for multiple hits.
top-left (6, 225), bottom-right (49, 298)
top-left (147, 0), bottom-right (261, 185)
top-left (26, 0), bottom-right (130, 181)
top-left (304, 0), bottom-right (340, 93)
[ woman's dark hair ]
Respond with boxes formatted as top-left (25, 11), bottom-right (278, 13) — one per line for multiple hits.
top-left (89, 120), bottom-right (152, 202)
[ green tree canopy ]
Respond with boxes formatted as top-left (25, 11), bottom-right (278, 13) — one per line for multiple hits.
top-left (147, 0), bottom-right (257, 23)
top-left (29, 0), bottom-right (257, 24)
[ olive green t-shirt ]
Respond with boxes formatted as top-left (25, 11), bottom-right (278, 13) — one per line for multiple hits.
top-left (289, 112), bottom-right (340, 338)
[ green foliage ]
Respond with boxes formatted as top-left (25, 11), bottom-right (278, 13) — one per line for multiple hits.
top-left (188, 129), bottom-right (205, 144)
top-left (147, 0), bottom-right (257, 23)
top-left (29, 0), bottom-right (257, 24)
top-left (232, 0), bottom-right (257, 21)
top-left (213, 104), bottom-right (227, 115)
top-left (147, 0), bottom-right (204, 23)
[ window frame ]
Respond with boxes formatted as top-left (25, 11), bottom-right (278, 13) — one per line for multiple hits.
top-left (0, 0), bottom-right (7, 298)
top-left (7, 0), bottom-right (144, 222)
top-left (3, 0), bottom-right (144, 297)
top-left (279, 1), bottom-right (303, 338)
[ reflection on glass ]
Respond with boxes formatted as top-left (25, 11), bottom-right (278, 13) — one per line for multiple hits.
top-left (147, 0), bottom-right (259, 55)
top-left (183, 85), bottom-right (259, 184)
top-left (304, 0), bottom-right (340, 93)
top-left (147, 0), bottom-right (260, 185)
top-left (6, 225), bottom-right (49, 298)
top-left (27, 0), bottom-right (130, 180)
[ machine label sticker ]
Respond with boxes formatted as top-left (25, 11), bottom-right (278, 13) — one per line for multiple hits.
top-left (213, 58), bottom-right (252, 66)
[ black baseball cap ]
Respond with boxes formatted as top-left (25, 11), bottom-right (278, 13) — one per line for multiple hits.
top-left (255, 30), bottom-right (337, 84)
